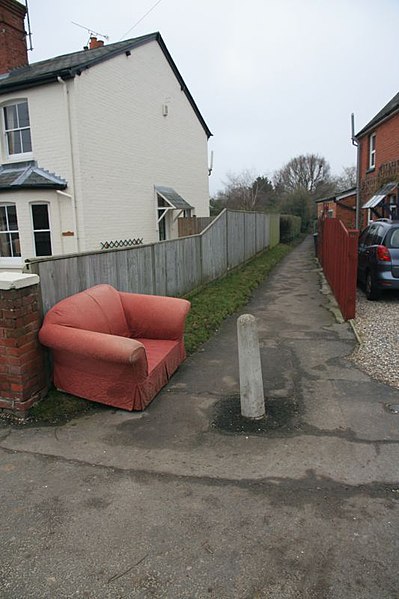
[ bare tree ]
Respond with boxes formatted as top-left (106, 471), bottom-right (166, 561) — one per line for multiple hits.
top-left (334, 165), bottom-right (357, 191)
top-left (273, 154), bottom-right (332, 196)
top-left (213, 169), bottom-right (276, 211)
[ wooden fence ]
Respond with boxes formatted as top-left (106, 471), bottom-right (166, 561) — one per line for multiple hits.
top-left (25, 209), bottom-right (280, 314)
top-left (317, 216), bottom-right (358, 320)
top-left (178, 216), bottom-right (214, 237)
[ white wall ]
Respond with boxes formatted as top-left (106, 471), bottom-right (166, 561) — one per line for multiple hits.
top-left (0, 39), bottom-right (210, 265)
top-left (0, 83), bottom-right (77, 269)
top-left (71, 40), bottom-right (210, 250)
top-left (0, 189), bottom-right (70, 272)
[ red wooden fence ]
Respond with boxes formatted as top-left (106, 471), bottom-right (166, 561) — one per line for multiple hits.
top-left (317, 217), bottom-right (359, 320)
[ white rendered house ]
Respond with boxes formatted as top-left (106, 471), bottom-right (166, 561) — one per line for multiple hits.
top-left (0, 0), bottom-right (212, 271)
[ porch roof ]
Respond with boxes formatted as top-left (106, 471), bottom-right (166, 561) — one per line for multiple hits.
top-left (362, 182), bottom-right (398, 209)
top-left (155, 186), bottom-right (193, 210)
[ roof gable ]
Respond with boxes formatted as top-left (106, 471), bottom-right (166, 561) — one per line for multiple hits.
top-left (356, 91), bottom-right (399, 138)
top-left (0, 32), bottom-right (212, 138)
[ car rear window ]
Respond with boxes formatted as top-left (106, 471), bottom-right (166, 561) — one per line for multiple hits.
top-left (387, 228), bottom-right (399, 248)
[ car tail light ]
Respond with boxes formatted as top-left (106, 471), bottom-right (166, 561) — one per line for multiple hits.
top-left (376, 245), bottom-right (391, 262)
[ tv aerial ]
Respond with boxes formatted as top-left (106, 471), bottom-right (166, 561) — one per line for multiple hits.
top-left (24, 0), bottom-right (33, 51)
top-left (71, 21), bottom-right (109, 43)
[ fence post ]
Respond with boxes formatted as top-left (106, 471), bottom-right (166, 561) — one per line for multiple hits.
top-left (0, 273), bottom-right (47, 416)
top-left (344, 230), bottom-right (359, 320)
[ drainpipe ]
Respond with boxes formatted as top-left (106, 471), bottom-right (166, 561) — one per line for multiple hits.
top-left (57, 76), bottom-right (80, 251)
top-left (56, 190), bottom-right (78, 254)
top-left (351, 113), bottom-right (361, 230)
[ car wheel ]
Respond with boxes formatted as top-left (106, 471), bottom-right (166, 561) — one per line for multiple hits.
top-left (365, 272), bottom-right (380, 301)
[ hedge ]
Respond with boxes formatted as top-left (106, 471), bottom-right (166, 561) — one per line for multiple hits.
top-left (280, 214), bottom-right (302, 243)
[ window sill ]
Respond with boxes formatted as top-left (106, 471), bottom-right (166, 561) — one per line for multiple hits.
top-left (0, 258), bottom-right (24, 269)
top-left (4, 152), bottom-right (33, 164)
top-left (366, 167), bottom-right (376, 174)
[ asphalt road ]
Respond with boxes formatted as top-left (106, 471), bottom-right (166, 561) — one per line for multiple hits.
top-left (1, 236), bottom-right (399, 598)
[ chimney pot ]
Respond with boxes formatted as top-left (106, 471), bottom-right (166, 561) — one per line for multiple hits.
top-left (89, 36), bottom-right (104, 49)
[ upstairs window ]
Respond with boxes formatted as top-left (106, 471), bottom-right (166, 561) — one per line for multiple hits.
top-left (3, 100), bottom-right (32, 157)
top-left (31, 203), bottom-right (52, 256)
top-left (368, 133), bottom-right (376, 169)
top-left (0, 204), bottom-right (21, 259)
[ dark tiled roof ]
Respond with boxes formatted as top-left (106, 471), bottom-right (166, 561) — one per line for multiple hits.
top-left (0, 34), bottom-right (156, 91)
top-left (0, 32), bottom-right (212, 138)
top-left (155, 186), bottom-right (193, 210)
top-left (356, 91), bottom-right (399, 138)
top-left (315, 186), bottom-right (357, 203)
top-left (0, 161), bottom-right (67, 191)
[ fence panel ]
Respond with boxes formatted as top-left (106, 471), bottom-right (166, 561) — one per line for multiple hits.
top-left (227, 211), bottom-right (246, 269)
top-left (178, 216), bottom-right (214, 237)
top-left (244, 212), bottom-right (257, 261)
top-left (125, 245), bottom-right (155, 294)
top-left (269, 214), bottom-right (280, 248)
top-left (26, 208), bottom-right (280, 313)
top-left (318, 217), bottom-right (358, 320)
top-left (255, 213), bottom-right (267, 253)
top-left (201, 211), bottom-right (227, 282)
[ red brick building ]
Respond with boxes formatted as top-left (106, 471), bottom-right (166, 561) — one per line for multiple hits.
top-left (355, 92), bottom-right (399, 225)
top-left (316, 187), bottom-right (357, 229)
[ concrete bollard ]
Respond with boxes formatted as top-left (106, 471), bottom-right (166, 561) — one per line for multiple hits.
top-left (237, 314), bottom-right (266, 420)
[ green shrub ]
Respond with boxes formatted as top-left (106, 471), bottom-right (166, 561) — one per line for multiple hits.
top-left (280, 214), bottom-right (302, 243)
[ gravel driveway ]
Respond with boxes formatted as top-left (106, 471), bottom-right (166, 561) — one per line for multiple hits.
top-left (351, 288), bottom-right (399, 389)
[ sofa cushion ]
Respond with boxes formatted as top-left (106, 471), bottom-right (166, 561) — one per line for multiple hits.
top-left (44, 284), bottom-right (130, 337)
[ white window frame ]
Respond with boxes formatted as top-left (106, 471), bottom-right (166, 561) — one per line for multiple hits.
top-left (369, 133), bottom-right (376, 169)
top-left (0, 203), bottom-right (22, 266)
top-left (2, 99), bottom-right (33, 161)
top-left (30, 202), bottom-right (53, 257)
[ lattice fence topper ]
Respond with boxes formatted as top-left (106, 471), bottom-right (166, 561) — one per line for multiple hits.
top-left (100, 238), bottom-right (144, 250)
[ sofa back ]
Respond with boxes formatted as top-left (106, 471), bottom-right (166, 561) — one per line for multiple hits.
top-left (43, 284), bottom-right (130, 337)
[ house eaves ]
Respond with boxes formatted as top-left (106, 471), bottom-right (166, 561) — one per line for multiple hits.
top-left (336, 186), bottom-right (357, 201)
top-left (315, 186), bottom-right (356, 204)
top-left (0, 32), bottom-right (212, 139)
top-left (356, 91), bottom-right (399, 138)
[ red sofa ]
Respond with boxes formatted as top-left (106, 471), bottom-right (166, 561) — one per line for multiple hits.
top-left (39, 284), bottom-right (190, 411)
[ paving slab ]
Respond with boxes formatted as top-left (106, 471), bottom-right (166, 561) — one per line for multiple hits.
top-left (1, 235), bottom-right (399, 598)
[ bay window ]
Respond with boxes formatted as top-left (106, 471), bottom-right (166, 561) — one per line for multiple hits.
top-left (31, 203), bottom-right (52, 256)
top-left (0, 204), bottom-right (21, 259)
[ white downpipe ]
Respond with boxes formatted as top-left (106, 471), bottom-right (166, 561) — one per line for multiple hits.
top-left (57, 76), bottom-right (80, 252)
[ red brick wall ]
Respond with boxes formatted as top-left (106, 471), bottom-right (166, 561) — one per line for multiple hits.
top-left (317, 201), bottom-right (335, 219)
top-left (359, 111), bottom-right (399, 208)
top-left (0, 0), bottom-right (28, 74)
top-left (0, 283), bottom-right (47, 414)
top-left (359, 111), bottom-right (399, 177)
top-left (336, 194), bottom-right (356, 229)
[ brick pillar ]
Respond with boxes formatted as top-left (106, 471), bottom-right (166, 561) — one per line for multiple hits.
top-left (0, 272), bottom-right (47, 415)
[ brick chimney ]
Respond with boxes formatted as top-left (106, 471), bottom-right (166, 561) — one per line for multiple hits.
top-left (89, 36), bottom-right (104, 49)
top-left (0, 0), bottom-right (28, 75)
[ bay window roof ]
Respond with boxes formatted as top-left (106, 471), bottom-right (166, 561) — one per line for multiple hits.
top-left (0, 161), bottom-right (67, 191)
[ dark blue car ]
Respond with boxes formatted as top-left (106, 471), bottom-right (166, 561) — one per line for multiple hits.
top-left (358, 219), bottom-right (399, 300)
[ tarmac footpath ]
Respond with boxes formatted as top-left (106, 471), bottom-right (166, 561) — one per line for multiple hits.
top-left (1, 235), bottom-right (399, 598)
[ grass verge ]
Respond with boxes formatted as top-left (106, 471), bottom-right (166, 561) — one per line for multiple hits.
top-left (184, 242), bottom-right (295, 354)
top-left (6, 240), bottom-right (299, 426)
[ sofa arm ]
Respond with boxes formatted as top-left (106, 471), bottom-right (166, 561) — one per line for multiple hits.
top-left (119, 292), bottom-right (190, 340)
top-left (39, 324), bottom-right (147, 369)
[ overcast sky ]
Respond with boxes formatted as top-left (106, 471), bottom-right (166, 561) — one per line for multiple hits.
top-left (27, 0), bottom-right (399, 195)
